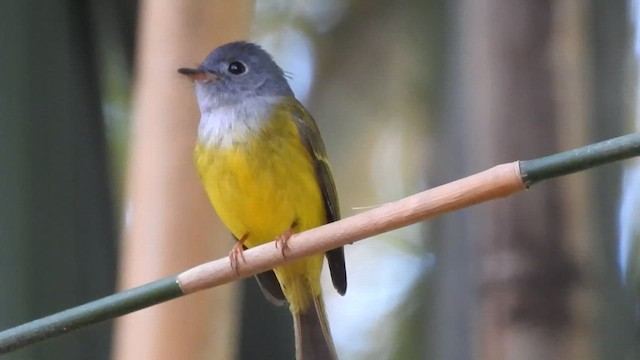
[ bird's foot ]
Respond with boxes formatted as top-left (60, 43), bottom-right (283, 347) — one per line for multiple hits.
top-left (275, 226), bottom-right (295, 258)
top-left (229, 233), bottom-right (249, 274)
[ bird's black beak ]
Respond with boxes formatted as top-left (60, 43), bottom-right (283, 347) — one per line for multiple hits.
top-left (177, 68), bottom-right (218, 82)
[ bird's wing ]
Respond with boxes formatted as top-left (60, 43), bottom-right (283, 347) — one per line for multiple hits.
top-left (289, 101), bottom-right (347, 296)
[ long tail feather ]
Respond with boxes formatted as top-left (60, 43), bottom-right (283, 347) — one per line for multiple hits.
top-left (293, 294), bottom-right (338, 360)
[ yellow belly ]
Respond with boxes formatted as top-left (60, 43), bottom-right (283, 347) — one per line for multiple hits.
top-left (195, 116), bottom-right (325, 312)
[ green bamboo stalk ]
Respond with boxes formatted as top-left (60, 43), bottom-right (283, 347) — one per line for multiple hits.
top-left (519, 132), bottom-right (640, 186)
top-left (0, 132), bottom-right (639, 355)
top-left (0, 278), bottom-right (182, 354)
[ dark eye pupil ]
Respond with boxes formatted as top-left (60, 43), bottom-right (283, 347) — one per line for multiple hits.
top-left (228, 61), bottom-right (246, 75)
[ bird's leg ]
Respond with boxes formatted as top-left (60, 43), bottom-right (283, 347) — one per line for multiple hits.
top-left (275, 222), bottom-right (297, 258)
top-left (230, 233), bottom-right (249, 273)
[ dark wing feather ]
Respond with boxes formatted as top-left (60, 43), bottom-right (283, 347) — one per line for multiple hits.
top-left (237, 240), bottom-right (286, 305)
top-left (254, 269), bottom-right (287, 306)
top-left (289, 101), bottom-right (347, 296)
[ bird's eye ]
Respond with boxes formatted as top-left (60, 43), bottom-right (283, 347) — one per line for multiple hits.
top-left (228, 61), bottom-right (247, 75)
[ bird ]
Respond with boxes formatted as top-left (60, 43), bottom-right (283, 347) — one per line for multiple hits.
top-left (178, 41), bottom-right (346, 360)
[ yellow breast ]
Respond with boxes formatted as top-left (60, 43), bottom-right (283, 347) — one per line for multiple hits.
top-left (195, 109), bottom-right (325, 248)
top-left (195, 107), bottom-right (327, 312)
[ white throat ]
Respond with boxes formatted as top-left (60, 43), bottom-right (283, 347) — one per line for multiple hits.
top-left (197, 96), bottom-right (281, 148)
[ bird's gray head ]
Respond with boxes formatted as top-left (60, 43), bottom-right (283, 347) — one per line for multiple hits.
top-left (178, 42), bottom-right (294, 111)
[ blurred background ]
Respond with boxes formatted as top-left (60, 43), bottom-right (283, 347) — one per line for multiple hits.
top-left (1, 0), bottom-right (640, 359)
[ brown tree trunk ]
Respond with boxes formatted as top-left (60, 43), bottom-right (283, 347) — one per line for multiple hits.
top-left (456, 0), bottom-right (596, 359)
top-left (435, 0), bottom-right (636, 358)
top-left (113, 2), bottom-right (253, 359)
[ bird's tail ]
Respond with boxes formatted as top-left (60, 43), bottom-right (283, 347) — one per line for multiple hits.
top-left (293, 294), bottom-right (338, 360)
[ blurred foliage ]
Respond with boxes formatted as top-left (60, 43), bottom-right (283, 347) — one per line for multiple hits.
top-left (93, 0), bottom-right (136, 206)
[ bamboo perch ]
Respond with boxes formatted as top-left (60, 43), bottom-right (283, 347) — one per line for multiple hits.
top-left (1, 132), bottom-right (639, 354)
